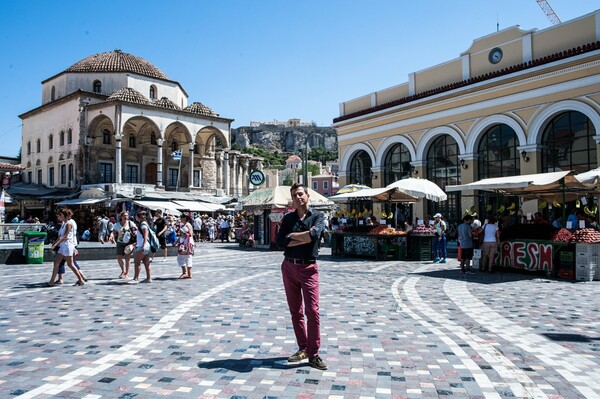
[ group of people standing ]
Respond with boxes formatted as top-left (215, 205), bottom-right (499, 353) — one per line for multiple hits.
top-left (46, 207), bottom-right (198, 286)
top-left (457, 214), bottom-right (500, 274)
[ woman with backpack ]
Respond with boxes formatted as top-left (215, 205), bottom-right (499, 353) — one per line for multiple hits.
top-left (108, 211), bottom-right (136, 280)
top-left (132, 211), bottom-right (152, 283)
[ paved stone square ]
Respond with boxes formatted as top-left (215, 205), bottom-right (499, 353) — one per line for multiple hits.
top-left (0, 243), bottom-right (599, 398)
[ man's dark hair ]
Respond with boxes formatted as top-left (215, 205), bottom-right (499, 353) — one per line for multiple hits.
top-left (290, 183), bottom-right (308, 194)
top-left (462, 215), bottom-right (473, 222)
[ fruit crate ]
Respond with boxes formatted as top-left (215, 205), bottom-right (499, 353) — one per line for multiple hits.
top-left (409, 236), bottom-right (433, 261)
top-left (559, 251), bottom-right (575, 268)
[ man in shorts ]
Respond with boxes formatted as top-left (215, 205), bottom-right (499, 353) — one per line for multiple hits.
top-left (153, 209), bottom-right (168, 262)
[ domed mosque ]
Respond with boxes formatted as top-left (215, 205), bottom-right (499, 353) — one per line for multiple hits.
top-left (19, 49), bottom-right (260, 214)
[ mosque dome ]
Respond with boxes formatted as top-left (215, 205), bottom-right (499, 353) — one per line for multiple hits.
top-left (153, 97), bottom-right (181, 110)
top-left (65, 49), bottom-right (168, 80)
top-left (106, 87), bottom-right (151, 105)
top-left (184, 102), bottom-right (219, 117)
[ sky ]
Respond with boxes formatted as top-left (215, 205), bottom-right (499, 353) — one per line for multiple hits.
top-left (0, 0), bottom-right (597, 158)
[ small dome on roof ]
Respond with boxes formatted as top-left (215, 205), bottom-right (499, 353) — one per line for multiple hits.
top-left (65, 49), bottom-right (168, 80)
top-left (184, 102), bottom-right (218, 117)
top-left (153, 97), bottom-right (181, 110)
top-left (106, 87), bottom-right (150, 105)
top-left (287, 155), bottom-right (301, 161)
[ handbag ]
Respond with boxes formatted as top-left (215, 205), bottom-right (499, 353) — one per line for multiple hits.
top-left (124, 244), bottom-right (135, 255)
top-left (122, 230), bottom-right (131, 244)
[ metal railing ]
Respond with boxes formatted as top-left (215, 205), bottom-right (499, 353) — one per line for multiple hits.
top-left (0, 223), bottom-right (45, 241)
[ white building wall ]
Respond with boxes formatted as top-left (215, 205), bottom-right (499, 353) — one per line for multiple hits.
top-left (22, 98), bottom-right (80, 186)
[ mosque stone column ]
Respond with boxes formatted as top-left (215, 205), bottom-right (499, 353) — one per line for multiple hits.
top-left (188, 143), bottom-right (194, 188)
top-left (214, 149), bottom-right (223, 191)
top-left (238, 155), bottom-right (250, 196)
top-left (223, 151), bottom-right (230, 196)
top-left (157, 138), bottom-right (164, 188)
top-left (115, 134), bottom-right (123, 184)
top-left (229, 151), bottom-right (238, 196)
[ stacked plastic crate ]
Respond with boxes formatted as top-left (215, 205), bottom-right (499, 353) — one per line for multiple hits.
top-left (575, 243), bottom-right (598, 281)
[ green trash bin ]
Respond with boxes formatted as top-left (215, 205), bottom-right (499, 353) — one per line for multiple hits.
top-left (23, 231), bottom-right (47, 264)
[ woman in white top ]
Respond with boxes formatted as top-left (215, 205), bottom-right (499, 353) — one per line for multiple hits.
top-left (48, 208), bottom-right (86, 286)
top-left (132, 211), bottom-right (152, 283)
top-left (480, 215), bottom-right (500, 272)
top-left (177, 214), bottom-right (195, 279)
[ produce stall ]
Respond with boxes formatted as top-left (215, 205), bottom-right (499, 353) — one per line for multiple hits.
top-left (331, 225), bottom-right (408, 260)
top-left (447, 170), bottom-right (600, 279)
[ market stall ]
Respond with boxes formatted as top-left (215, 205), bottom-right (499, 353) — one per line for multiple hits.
top-left (329, 187), bottom-right (420, 259)
top-left (241, 185), bottom-right (334, 249)
top-left (446, 170), bottom-right (599, 278)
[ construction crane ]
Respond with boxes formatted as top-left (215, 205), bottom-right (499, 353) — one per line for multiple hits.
top-left (536, 0), bottom-right (562, 25)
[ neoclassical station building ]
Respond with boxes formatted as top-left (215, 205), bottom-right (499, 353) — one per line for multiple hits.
top-left (19, 50), bottom-right (259, 202)
top-left (334, 10), bottom-right (600, 222)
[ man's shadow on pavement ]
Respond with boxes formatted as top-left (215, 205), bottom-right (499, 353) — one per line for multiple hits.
top-left (197, 357), bottom-right (305, 373)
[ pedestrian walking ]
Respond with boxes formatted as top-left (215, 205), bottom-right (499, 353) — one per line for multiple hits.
top-left (108, 211), bottom-right (136, 279)
top-left (132, 211), bottom-right (152, 283)
top-left (432, 213), bottom-right (447, 263)
top-left (481, 215), bottom-right (500, 273)
top-left (275, 183), bottom-right (327, 370)
top-left (458, 215), bottom-right (474, 274)
top-left (177, 214), bottom-right (195, 279)
top-left (152, 209), bottom-right (168, 262)
top-left (47, 208), bottom-right (86, 287)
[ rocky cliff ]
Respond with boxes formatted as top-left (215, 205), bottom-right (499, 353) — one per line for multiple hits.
top-left (231, 125), bottom-right (337, 153)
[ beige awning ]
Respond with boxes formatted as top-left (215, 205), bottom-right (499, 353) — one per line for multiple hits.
top-left (171, 200), bottom-right (225, 212)
top-left (133, 200), bottom-right (182, 216)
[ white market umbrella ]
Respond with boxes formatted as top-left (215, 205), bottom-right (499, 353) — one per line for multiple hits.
top-left (386, 177), bottom-right (447, 202)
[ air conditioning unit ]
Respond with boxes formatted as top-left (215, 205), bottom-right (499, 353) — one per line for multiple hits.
top-left (133, 187), bottom-right (145, 196)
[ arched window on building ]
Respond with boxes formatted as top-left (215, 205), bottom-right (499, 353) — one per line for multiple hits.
top-left (426, 135), bottom-right (460, 230)
top-left (149, 85), bottom-right (157, 100)
top-left (27, 141), bottom-right (31, 155)
top-left (36, 139), bottom-right (41, 153)
top-left (348, 150), bottom-right (372, 187)
top-left (129, 134), bottom-right (136, 148)
top-left (93, 80), bottom-right (102, 94)
top-left (542, 111), bottom-right (597, 174)
top-left (194, 143), bottom-right (199, 154)
top-left (477, 124), bottom-right (520, 218)
top-left (60, 130), bottom-right (65, 146)
top-left (48, 134), bottom-right (53, 150)
top-left (150, 131), bottom-right (157, 145)
top-left (51, 86), bottom-right (56, 101)
top-left (171, 139), bottom-right (178, 152)
top-left (478, 124), bottom-right (519, 179)
top-left (102, 129), bottom-right (111, 145)
top-left (383, 143), bottom-right (411, 186)
top-left (67, 129), bottom-right (72, 144)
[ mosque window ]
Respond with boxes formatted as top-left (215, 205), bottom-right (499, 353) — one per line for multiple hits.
top-left (102, 129), bottom-right (111, 145)
top-left (150, 132), bottom-right (157, 145)
top-left (129, 134), bottom-right (136, 148)
top-left (93, 80), bottom-right (102, 94)
top-left (51, 86), bottom-right (56, 101)
top-left (149, 85), bottom-right (157, 99)
top-left (60, 131), bottom-right (65, 146)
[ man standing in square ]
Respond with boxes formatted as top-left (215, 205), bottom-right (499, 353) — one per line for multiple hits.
top-left (276, 183), bottom-right (327, 370)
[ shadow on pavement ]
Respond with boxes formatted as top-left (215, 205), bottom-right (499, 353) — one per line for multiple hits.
top-left (543, 333), bottom-right (600, 342)
top-left (411, 268), bottom-right (558, 285)
top-left (197, 357), bottom-right (305, 373)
